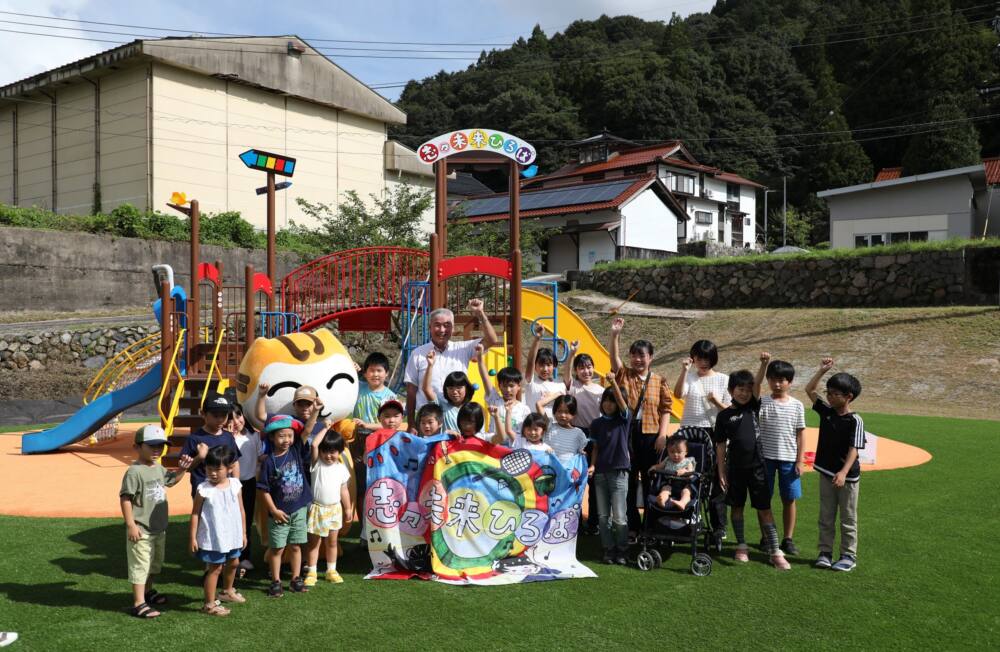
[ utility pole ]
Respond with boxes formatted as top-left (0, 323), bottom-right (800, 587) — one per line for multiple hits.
top-left (763, 188), bottom-right (776, 250)
top-left (782, 176), bottom-right (788, 247)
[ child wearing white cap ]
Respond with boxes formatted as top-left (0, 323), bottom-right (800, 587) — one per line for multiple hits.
top-left (119, 424), bottom-right (192, 619)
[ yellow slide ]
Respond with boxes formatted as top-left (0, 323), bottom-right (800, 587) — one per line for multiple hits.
top-left (468, 288), bottom-right (683, 421)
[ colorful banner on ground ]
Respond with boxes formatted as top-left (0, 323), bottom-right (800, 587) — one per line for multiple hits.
top-left (363, 430), bottom-right (596, 585)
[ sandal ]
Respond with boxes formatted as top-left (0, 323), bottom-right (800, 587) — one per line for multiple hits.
top-left (267, 580), bottom-right (284, 598)
top-left (128, 602), bottom-right (161, 619)
top-left (201, 602), bottom-right (230, 617)
top-left (289, 576), bottom-right (308, 593)
top-left (218, 589), bottom-right (246, 604)
top-left (144, 589), bottom-right (168, 605)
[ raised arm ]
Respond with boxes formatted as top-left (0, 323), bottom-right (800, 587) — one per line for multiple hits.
top-left (254, 382), bottom-right (270, 425)
top-left (563, 340), bottom-right (579, 390)
top-left (754, 351), bottom-right (771, 399)
top-left (422, 350), bottom-right (439, 402)
top-left (469, 299), bottom-right (499, 350)
top-left (673, 357), bottom-right (692, 398)
top-left (523, 323), bottom-right (544, 379)
top-left (489, 405), bottom-right (506, 445)
top-left (609, 317), bottom-right (625, 373)
top-left (535, 392), bottom-right (561, 415)
top-left (476, 343), bottom-right (496, 399)
top-left (605, 372), bottom-right (628, 414)
top-left (805, 357), bottom-right (835, 404)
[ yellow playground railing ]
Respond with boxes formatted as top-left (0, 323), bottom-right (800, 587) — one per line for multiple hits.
top-left (158, 328), bottom-right (187, 438)
top-left (200, 328), bottom-right (229, 410)
top-left (82, 333), bottom-right (161, 445)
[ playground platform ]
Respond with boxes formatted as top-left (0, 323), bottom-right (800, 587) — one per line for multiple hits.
top-left (0, 424), bottom-right (931, 519)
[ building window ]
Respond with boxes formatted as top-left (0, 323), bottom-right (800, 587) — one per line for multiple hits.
top-left (855, 233), bottom-right (887, 247)
top-left (677, 219), bottom-right (687, 240)
top-left (664, 172), bottom-right (695, 195)
top-left (623, 164), bottom-right (648, 176)
top-left (579, 145), bottom-right (608, 164)
top-left (582, 172), bottom-right (604, 181)
top-left (727, 182), bottom-right (740, 202)
top-left (744, 216), bottom-right (752, 226)
top-left (694, 211), bottom-right (713, 225)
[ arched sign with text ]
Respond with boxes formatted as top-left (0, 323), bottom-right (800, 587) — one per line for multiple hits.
top-left (417, 129), bottom-right (536, 166)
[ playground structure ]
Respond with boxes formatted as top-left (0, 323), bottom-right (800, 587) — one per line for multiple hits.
top-left (20, 129), bottom-right (628, 455)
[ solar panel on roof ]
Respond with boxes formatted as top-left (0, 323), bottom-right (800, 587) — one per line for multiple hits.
top-left (459, 178), bottom-right (638, 217)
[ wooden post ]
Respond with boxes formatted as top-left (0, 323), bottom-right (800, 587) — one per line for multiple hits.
top-left (189, 199), bottom-right (200, 365)
top-left (244, 265), bottom-right (256, 350)
top-left (432, 160), bottom-right (448, 309)
top-left (159, 278), bottom-right (173, 428)
top-left (509, 159), bottom-right (523, 367)
top-left (214, 259), bottom-right (224, 343)
top-left (429, 233), bottom-right (441, 311)
top-left (266, 171), bottom-right (276, 312)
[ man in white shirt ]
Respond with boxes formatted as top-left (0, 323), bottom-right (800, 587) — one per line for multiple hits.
top-left (404, 298), bottom-right (499, 431)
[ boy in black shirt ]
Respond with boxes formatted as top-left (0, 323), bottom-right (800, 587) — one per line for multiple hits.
top-left (805, 358), bottom-right (865, 572)
top-left (713, 370), bottom-right (790, 570)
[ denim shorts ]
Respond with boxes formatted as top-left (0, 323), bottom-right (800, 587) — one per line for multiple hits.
top-left (196, 548), bottom-right (241, 564)
top-left (764, 459), bottom-right (802, 501)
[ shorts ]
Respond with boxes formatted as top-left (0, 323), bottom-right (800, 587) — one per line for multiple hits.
top-left (126, 529), bottom-right (165, 585)
top-left (307, 501), bottom-right (344, 537)
top-left (765, 459), bottom-right (802, 501)
top-left (725, 462), bottom-right (771, 510)
top-left (196, 548), bottom-right (241, 564)
top-left (268, 506), bottom-right (308, 549)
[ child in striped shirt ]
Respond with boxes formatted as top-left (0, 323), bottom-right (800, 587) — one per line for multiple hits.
top-left (755, 352), bottom-right (806, 556)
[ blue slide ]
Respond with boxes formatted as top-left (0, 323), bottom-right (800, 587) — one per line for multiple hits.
top-left (20, 363), bottom-right (163, 454)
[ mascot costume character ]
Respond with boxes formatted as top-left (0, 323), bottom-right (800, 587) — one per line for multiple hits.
top-left (235, 329), bottom-right (361, 549)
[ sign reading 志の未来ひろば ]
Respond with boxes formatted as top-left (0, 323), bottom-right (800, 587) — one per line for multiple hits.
top-left (417, 129), bottom-right (536, 166)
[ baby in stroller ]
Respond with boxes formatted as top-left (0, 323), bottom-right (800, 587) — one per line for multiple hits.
top-left (650, 436), bottom-right (696, 510)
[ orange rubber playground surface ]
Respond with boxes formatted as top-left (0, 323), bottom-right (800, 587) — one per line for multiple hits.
top-left (0, 423), bottom-right (932, 519)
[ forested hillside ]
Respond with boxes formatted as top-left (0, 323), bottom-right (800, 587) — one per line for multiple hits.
top-left (390, 0), bottom-right (1000, 243)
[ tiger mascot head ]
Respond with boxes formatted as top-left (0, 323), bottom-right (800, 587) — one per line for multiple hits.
top-left (236, 329), bottom-right (359, 434)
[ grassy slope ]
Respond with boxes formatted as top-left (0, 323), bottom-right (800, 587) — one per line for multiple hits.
top-left (562, 297), bottom-right (1000, 421)
top-left (0, 412), bottom-right (997, 650)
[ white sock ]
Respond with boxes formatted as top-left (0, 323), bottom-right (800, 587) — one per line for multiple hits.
top-left (305, 565), bottom-right (317, 573)
top-left (327, 559), bottom-right (337, 572)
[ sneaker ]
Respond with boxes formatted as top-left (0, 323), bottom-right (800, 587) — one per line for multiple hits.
top-left (303, 570), bottom-right (318, 587)
top-left (815, 553), bottom-right (833, 569)
top-left (771, 552), bottom-right (791, 571)
top-left (289, 576), bottom-right (308, 593)
top-left (614, 554), bottom-right (628, 566)
top-left (734, 544), bottom-right (750, 563)
top-left (832, 555), bottom-right (857, 572)
top-left (602, 551), bottom-right (615, 565)
top-left (325, 569), bottom-right (344, 583)
top-left (780, 538), bottom-right (800, 556)
top-left (266, 580), bottom-right (283, 598)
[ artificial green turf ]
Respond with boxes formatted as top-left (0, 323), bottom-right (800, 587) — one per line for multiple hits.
top-left (1, 412), bottom-right (996, 650)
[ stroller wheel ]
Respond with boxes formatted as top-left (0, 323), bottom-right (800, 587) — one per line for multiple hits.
top-left (691, 553), bottom-right (713, 577)
top-left (636, 551), bottom-right (655, 572)
top-left (650, 550), bottom-right (663, 568)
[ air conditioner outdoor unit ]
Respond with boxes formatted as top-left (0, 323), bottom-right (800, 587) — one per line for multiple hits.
top-left (700, 188), bottom-right (713, 199)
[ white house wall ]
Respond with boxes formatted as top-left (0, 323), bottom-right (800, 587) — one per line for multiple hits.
top-left (620, 188), bottom-right (677, 253)
top-left (15, 98), bottom-right (51, 209)
top-left (578, 230), bottom-right (617, 269)
top-left (385, 171), bottom-right (435, 235)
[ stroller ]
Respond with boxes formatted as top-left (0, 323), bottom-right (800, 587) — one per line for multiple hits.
top-left (633, 429), bottom-right (721, 576)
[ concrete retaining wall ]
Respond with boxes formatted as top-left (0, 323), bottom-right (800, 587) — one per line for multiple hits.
top-left (0, 227), bottom-right (301, 312)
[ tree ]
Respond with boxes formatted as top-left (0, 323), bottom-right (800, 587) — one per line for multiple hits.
top-left (901, 94), bottom-right (982, 176)
top-left (292, 184), bottom-right (432, 252)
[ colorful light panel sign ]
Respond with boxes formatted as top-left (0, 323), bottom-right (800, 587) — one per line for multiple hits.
top-left (238, 149), bottom-right (296, 177)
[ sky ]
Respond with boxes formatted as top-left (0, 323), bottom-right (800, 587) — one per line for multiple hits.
top-left (0, 0), bottom-right (716, 100)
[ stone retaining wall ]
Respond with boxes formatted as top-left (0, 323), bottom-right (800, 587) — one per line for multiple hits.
top-left (579, 247), bottom-right (1000, 309)
top-left (0, 325), bottom-right (157, 371)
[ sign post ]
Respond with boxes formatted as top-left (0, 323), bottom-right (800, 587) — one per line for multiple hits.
top-left (238, 149), bottom-right (297, 311)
